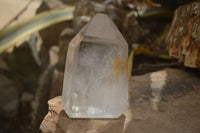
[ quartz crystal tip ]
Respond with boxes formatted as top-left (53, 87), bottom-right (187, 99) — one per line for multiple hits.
top-left (62, 13), bottom-right (128, 118)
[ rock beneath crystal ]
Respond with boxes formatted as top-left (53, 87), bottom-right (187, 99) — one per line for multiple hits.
top-left (62, 13), bottom-right (128, 118)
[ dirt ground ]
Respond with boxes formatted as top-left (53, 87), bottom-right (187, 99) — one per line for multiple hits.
top-left (124, 91), bottom-right (200, 133)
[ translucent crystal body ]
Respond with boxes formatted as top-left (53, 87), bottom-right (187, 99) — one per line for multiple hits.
top-left (62, 13), bottom-right (128, 118)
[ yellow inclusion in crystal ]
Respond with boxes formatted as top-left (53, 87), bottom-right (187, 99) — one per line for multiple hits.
top-left (112, 57), bottom-right (122, 77)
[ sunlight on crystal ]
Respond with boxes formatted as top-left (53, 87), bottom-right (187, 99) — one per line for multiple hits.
top-left (88, 107), bottom-right (104, 114)
top-left (72, 106), bottom-right (79, 112)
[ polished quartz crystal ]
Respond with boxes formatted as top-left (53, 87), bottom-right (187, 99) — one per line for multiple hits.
top-left (62, 13), bottom-right (128, 118)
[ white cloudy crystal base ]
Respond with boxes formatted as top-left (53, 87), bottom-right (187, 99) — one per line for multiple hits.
top-left (62, 13), bottom-right (128, 118)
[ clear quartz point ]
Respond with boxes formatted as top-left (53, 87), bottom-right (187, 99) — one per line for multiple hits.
top-left (62, 13), bottom-right (128, 118)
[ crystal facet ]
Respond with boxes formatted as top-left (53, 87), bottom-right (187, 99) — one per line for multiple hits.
top-left (62, 13), bottom-right (128, 118)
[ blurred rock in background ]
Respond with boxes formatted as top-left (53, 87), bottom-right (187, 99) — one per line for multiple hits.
top-left (166, 2), bottom-right (200, 69)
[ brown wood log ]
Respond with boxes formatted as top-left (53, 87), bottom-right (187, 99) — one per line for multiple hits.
top-left (166, 2), bottom-right (200, 68)
top-left (40, 69), bottom-right (200, 133)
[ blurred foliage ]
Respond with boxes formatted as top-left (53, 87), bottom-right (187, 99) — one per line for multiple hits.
top-left (137, 8), bottom-right (174, 21)
top-left (152, 0), bottom-right (200, 10)
top-left (0, 6), bottom-right (74, 54)
top-left (128, 51), bottom-right (134, 77)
